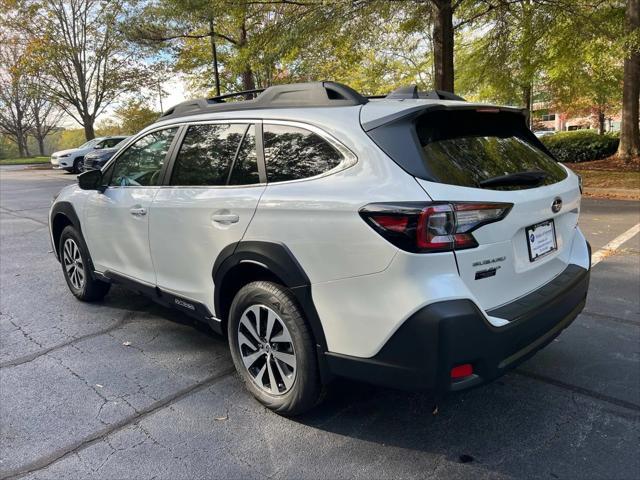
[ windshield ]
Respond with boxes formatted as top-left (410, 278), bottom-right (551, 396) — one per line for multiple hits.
top-left (77, 138), bottom-right (102, 149)
top-left (416, 110), bottom-right (567, 190)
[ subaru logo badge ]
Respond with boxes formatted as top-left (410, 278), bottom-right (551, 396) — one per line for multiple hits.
top-left (551, 197), bottom-right (562, 213)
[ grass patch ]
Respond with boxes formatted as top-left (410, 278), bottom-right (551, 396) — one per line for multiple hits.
top-left (564, 159), bottom-right (640, 199)
top-left (0, 156), bottom-right (49, 165)
top-left (577, 169), bottom-right (640, 190)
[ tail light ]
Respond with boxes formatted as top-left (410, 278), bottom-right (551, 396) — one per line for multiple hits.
top-left (360, 202), bottom-right (512, 253)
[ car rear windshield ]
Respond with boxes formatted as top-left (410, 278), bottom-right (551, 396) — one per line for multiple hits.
top-left (416, 110), bottom-right (567, 190)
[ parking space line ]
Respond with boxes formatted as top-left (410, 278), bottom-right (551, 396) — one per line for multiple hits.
top-left (591, 223), bottom-right (640, 266)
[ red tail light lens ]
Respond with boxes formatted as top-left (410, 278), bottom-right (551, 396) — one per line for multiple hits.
top-left (360, 202), bottom-right (512, 253)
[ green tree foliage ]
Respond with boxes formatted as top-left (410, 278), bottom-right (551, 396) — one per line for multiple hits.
top-left (57, 129), bottom-right (90, 151)
top-left (3, 0), bottom-right (632, 158)
top-left (114, 100), bottom-right (160, 135)
top-left (126, 0), bottom-right (276, 94)
top-left (456, 0), bottom-right (552, 109)
top-left (4, 0), bottom-right (157, 140)
top-left (545, 2), bottom-right (625, 134)
top-left (457, 0), bottom-right (625, 135)
top-left (127, 1), bottom-right (434, 96)
top-left (95, 99), bottom-right (159, 135)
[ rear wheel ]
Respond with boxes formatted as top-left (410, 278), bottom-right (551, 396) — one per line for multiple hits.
top-left (59, 226), bottom-right (110, 301)
top-left (228, 281), bottom-right (323, 415)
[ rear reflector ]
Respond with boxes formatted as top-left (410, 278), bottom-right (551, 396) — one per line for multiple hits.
top-left (451, 364), bottom-right (473, 379)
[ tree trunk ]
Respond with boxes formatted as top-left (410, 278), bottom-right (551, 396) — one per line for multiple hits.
top-left (83, 118), bottom-right (95, 141)
top-left (241, 69), bottom-right (255, 92)
top-left (597, 109), bottom-right (606, 135)
top-left (433, 0), bottom-right (454, 93)
top-left (33, 115), bottom-right (46, 155)
top-left (522, 84), bottom-right (532, 128)
top-left (239, 19), bottom-right (255, 95)
top-left (209, 19), bottom-right (221, 97)
top-left (16, 132), bottom-right (25, 158)
top-left (618, 0), bottom-right (640, 161)
top-left (37, 135), bottom-right (45, 156)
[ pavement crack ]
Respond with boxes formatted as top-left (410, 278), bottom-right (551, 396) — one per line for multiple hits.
top-left (0, 310), bottom-right (141, 369)
top-left (1, 367), bottom-right (235, 480)
top-left (581, 310), bottom-right (639, 327)
top-left (4, 315), bottom-right (45, 349)
top-left (0, 206), bottom-right (48, 226)
top-left (515, 369), bottom-right (640, 414)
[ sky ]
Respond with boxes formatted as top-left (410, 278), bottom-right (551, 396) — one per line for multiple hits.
top-left (154, 75), bottom-right (191, 114)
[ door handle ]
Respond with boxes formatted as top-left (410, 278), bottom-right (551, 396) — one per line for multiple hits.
top-left (211, 213), bottom-right (239, 225)
top-left (129, 207), bottom-right (147, 217)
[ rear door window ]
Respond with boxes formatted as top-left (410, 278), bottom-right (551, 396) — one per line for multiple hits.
top-left (228, 126), bottom-right (260, 185)
top-left (171, 123), bottom-right (257, 186)
top-left (263, 124), bottom-right (343, 182)
top-left (416, 110), bottom-right (567, 189)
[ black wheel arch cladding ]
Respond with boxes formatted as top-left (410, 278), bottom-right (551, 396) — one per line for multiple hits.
top-left (213, 241), bottom-right (329, 355)
top-left (50, 201), bottom-right (83, 260)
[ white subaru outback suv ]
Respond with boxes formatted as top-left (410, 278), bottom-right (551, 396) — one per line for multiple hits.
top-left (49, 82), bottom-right (591, 415)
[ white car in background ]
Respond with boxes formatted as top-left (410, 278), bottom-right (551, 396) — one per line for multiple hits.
top-left (50, 136), bottom-right (128, 173)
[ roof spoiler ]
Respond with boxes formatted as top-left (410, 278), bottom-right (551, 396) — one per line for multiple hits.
top-left (361, 103), bottom-right (527, 132)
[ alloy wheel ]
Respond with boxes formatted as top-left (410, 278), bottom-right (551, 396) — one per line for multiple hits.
top-left (237, 304), bottom-right (297, 395)
top-left (62, 238), bottom-right (85, 290)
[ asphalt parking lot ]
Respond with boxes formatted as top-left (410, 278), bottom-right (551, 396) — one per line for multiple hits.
top-left (1, 166), bottom-right (638, 480)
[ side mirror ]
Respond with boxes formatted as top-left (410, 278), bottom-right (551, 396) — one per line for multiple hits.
top-left (78, 169), bottom-right (104, 191)
top-left (94, 144), bottom-right (103, 149)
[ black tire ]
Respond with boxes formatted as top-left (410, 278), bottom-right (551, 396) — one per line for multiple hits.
top-left (72, 157), bottom-right (83, 174)
top-left (59, 225), bottom-right (111, 301)
top-left (228, 281), bottom-right (323, 416)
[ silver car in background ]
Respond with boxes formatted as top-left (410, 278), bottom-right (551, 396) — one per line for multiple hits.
top-left (81, 137), bottom-right (130, 172)
top-left (50, 136), bottom-right (128, 173)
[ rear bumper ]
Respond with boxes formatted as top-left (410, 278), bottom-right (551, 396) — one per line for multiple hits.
top-left (325, 261), bottom-right (590, 393)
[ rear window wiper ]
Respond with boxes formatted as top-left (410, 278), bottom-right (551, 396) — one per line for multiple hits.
top-left (479, 170), bottom-right (548, 188)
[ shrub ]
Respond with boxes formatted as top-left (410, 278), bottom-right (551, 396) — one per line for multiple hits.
top-left (541, 130), bottom-right (619, 163)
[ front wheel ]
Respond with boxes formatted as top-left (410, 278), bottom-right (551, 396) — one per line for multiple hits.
top-left (72, 157), bottom-right (84, 173)
top-left (228, 281), bottom-right (323, 415)
top-left (59, 226), bottom-right (110, 301)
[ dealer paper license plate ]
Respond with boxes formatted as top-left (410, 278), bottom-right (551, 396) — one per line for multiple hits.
top-left (526, 219), bottom-right (557, 262)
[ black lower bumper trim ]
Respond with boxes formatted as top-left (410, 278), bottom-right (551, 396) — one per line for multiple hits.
top-left (326, 263), bottom-right (590, 392)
